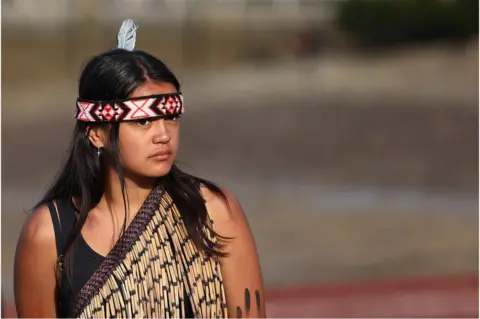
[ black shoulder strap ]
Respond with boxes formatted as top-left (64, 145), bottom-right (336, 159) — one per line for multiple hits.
top-left (47, 199), bottom-right (78, 317)
top-left (47, 201), bottom-right (65, 258)
top-left (46, 199), bottom-right (78, 258)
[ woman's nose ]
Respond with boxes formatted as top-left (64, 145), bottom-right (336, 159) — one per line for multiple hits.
top-left (152, 119), bottom-right (171, 144)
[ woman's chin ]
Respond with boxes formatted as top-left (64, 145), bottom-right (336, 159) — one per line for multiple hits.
top-left (124, 164), bottom-right (173, 182)
top-left (147, 165), bottom-right (174, 178)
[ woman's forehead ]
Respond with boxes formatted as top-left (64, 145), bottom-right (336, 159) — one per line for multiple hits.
top-left (131, 82), bottom-right (177, 98)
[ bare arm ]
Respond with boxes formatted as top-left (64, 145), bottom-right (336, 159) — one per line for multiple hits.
top-left (14, 205), bottom-right (59, 318)
top-left (204, 188), bottom-right (266, 318)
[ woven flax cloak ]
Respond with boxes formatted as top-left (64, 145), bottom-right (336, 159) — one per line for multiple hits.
top-left (70, 186), bottom-right (228, 318)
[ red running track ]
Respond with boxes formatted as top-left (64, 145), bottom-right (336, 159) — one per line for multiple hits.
top-left (265, 274), bottom-right (478, 318)
top-left (2, 274), bottom-right (478, 318)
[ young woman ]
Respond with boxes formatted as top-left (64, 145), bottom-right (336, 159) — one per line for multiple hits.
top-left (14, 20), bottom-right (265, 318)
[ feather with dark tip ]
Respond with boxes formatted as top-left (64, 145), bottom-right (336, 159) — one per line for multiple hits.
top-left (117, 19), bottom-right (138, 51)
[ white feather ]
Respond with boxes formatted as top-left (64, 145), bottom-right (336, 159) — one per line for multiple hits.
top-left (117, 19), bottom-right (138, 51)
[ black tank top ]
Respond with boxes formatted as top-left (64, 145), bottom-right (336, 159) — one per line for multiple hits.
top-left (47, 198), bottom-right (194, 318)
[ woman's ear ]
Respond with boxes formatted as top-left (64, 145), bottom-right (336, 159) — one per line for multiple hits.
top-left (86, 125), bottom-right (108, 148)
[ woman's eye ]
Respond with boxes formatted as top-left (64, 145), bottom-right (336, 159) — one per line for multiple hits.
top-left (165, 115), bottom-right (179, 121)
top-left (137, 119), bottom-right (151, 126)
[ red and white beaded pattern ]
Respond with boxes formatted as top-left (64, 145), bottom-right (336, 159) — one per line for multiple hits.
top-left (75, 93), bottom-right (184, 122)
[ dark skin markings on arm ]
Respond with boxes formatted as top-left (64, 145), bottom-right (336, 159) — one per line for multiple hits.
top-left (236, 288), bottom-right (262, 317)
top-left (255, 290), bottom-right (261, 313)
top-left (236, 306), bottom-right (242, 318)
top-left (244, 288), bottom-right (251, 313)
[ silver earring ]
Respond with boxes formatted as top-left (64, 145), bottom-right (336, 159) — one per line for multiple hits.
top-left (97, 146), bottom-right (101, 157)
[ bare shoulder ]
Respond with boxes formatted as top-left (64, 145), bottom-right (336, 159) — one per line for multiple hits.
top-left (199, 185), bottom-right (247, 228)
top-left (18, 204), bottom-right (56, 248)
top-left (15, 203), bottom-right (57, 268)
top-left (199, 184), bottom-right (256, 251)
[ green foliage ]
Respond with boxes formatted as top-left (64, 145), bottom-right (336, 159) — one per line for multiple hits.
top-left (335, 0), bottom-right (478, 46)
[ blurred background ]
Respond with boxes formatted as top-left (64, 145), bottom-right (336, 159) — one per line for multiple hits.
top-left (2, 0), bottom-right (478, 317)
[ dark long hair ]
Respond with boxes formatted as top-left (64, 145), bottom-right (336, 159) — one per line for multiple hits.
top-left (36, 49), bottom-right (228, 287)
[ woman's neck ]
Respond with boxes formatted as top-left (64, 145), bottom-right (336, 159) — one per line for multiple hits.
top-left (99, 168), bottom-right (158, 219)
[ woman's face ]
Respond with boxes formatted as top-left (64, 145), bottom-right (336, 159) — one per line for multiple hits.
top-left (117, 81), bottom-right (180, 178)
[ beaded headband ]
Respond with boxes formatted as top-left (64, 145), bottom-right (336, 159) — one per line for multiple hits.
top-left (74, 19), bottom-right (184, 123)
top-left (75, 93), bottom-right (184, 122)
